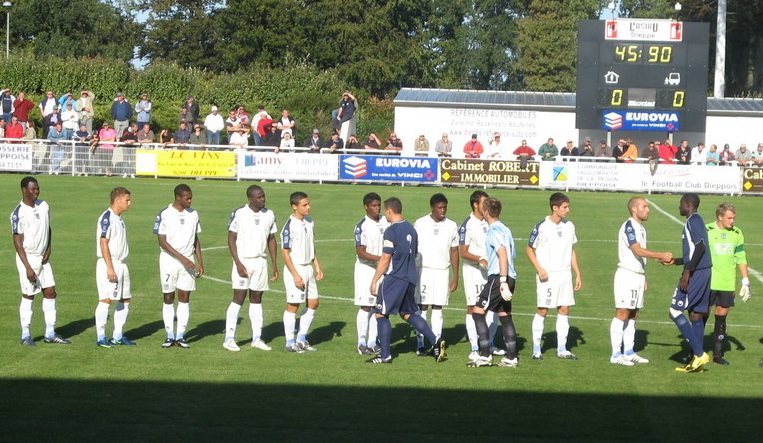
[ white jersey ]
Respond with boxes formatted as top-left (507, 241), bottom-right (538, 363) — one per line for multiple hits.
top-left (527, 216), bottom-right (577, 272)
top-left (414, 214), bottom-right (458, 270)
top-left (459, 213), bottom-right (487, 269)
top-left (281, 215), bottom-right (315, 266)
top-left (354, 215), bottom-right (388, 267)
top-left (153, 204), bottom-right (201, 260)
top-left (228, 205), bottom-right (277, 259)
top-left (618, 217), bottom-right (647, 274)
top-left (11, 200), bottom-right (50, 256)
top-left (97, 208), bottom-right (129, 261)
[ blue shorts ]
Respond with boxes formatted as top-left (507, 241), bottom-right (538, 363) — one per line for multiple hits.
top-left (375, 275), bottom-right (418, 316)
top-left (670, 268), bottom-right (711, 314)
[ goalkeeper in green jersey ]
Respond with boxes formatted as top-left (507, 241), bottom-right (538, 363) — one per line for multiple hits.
top-left (705, 203), bottom-right (750, 365)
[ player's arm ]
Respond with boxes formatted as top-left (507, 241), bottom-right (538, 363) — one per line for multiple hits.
top-left (630, 242), bottom-right (672, 262)
top-left (571, 248), bottom-right (582, 290)
top-left (281, 246), bottom-right (303, 290)
top-left (370, 252), bottom-right (392, 296)
top-left (496, 244), bottom-right (513, 301)
top-left (678, 239), bottom-right (707, 290)
top-left (312, 254), bottom-right (324, 281)
top-left (267, 233), bottom-right (279, 281)
top-left (193, 233), bottom-right (204, 277)
top-left (42, 226), bottom-right (52, 264)
top-left (227, 230), bottom-right (248, 278)
top-left (448, 246), bottom-right (459, 292)
top-left (459, 244), bottom-right (486, 268)
top-left (100, 237), bottom-right (117, 282)
top-left (525, 244), bottom-right (548, 281)
top-left (158, 233), bottom-right (195, 270)
top-left (12, 233), bottom-right (36, 283)
top-left (356, 245), bottom-right (380, 262)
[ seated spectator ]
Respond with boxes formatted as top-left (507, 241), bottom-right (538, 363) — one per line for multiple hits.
top-left (229, 128), bottom-right (249, 149)
top-left (560, 139), bottom-right (579, 157)
top-left (138, 124), bottom-right (155, 145)
top-left (538, 137), bottom-right (558, 161)
top-left (413, 134), bottom-right (430, 157)
top-left (5, 116), bottom-right (23, 141)
top-left (658, 139), bottom-right (677, 163)
top-left (595, 140), bottom-right (610, 157)
top-left (513, 139), bottom-right (536, 160)
top-left (463, 134), bottom-right (483, 159)
top-left (190, 123), bottom-right (206, 149)
top-left (579, 137), bottom-right (594, 156)
top-left (43, 105), bottom-right (62, 138)
top-left (617, 139), bottom-right (638, 162)
top-left (719, 143), bottom-right (735, 165)
top-left (385, 132), bottom-right (403, 155)
top-left (435, 133), bottom-right (452, 157)
top-left (364, 132), bottom-right (382, 151)
top-left (705, 144), bottom-right (721, 166)
top-left (325, 132), bottom-right (344, 154)
top-left (305, 128), bottom-right (323, 153)
top-left (262, 123), bottom-right (280, 147)
top-left (172, 122), bottom-right (192, 148)
top-left (331, 90), bottom-right (357, 132)
top-left (345, 134), bottom-right (361, 151)
top-left (689, 142), bottom-right (705, 164)
top-left (641, 140), bottom-right (660, 161)
top-left (488, 133), bottom-right (507, 158)
top-left (121, 122), bottom-right (139, 144)
top-left (674, 141), bottom-right (691, 164)
top-left (276, 132), bottom-right (295, 154)
top-left (750, 143), bottom-right (763, 167)
top-left (735, 143), bottom-right (752, 165)
top-left (159, 128), bottom-right (173, 149)
top-left (612, 139), bottom-right (625, 161)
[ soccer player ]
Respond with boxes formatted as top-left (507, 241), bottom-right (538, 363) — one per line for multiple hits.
top-left (467, 197), bottom-right (518, 368)
top-left (223, 185), bottom-right (279, 352)
top-left (154, 184), bottom-right (203, 349)
top-left (526, 192), bottom-right (582, 360)
top-left (705, 202), bottom-right (750, 365)
top-left (667, 193), bottom-right (712, 372)
top-left (11, 177), bottom-right (71, 346)
top-left (459, 190), bottom-right (503, 359)
top-left (610, 197), bottom-right (673, 366)
top-left (366, 197), bottom-right (446, 364)
top-left (282, 192), bottom-right (324, 352)
top-left (353, 192), bottom-right (388, 355)
top-left (94, 187), bottom-right (134, 348)
top-left (414, 193), bottom-right (459, 355)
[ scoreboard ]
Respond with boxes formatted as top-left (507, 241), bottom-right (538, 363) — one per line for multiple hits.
top-left (576, 19), bottom-right (710, 133)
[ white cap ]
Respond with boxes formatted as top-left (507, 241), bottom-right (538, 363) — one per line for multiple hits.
top-left (211, 105), bottom-right (218, 112)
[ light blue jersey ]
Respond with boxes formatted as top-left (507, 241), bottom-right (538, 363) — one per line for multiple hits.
top-left (486, 220), bottom-right (516, 279)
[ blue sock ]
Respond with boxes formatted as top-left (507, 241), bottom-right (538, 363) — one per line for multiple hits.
top-left (377, 316), bottom-right (392, 359)
top-left (691, 317), bottom-right (706, 355)
top-left (672, 313), bottom-right (703, 356)
top-left (406, 313), bottom-right (436, 346)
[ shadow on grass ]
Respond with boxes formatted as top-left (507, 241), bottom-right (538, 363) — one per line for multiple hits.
top-left (1, 378), bottom-right (761, 441)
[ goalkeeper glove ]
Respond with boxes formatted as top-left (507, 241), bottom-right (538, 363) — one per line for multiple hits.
top-left (739, 277), bottom-right (751, 302)
top-left (499, 276), bottom-right (512, 301)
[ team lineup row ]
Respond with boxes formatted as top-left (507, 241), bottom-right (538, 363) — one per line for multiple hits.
top-left (11, 177), bottom-right (751, 369)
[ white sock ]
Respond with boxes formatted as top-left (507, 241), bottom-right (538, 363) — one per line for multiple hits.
top-left (416, 310), bottom-right (427, 348)
top-left (112, 302), bottom-right (129, 340)
top-left (430, 309), bottom-right (443, 339)
top-left (176, 302), bottom-right (190, 339)
top-left (42, 298), bottom-right (57, 338)
top-left (249, 303), bottom-right (263, 341)
top-left (95, 302), bottom-right (110, 341)
top-left (162, 303), bottom-right (176, 339)
top-left (610, 317), bottom-right (625, 357)
top-left (297, 308), bottom-right (316, 341)
top-left (367, 310), bottom-right (378, 347)
top-left (487, 311), bottom-right (499, 347)
top-left (465, 313), bottom-right (478, 350)
top-left (283, 311), bottom-right (296, 343)
top-left (356, 309), bottom-right (369, 346)
top-left (531, 313), bottom-right (545, 353)
top-left (556, 314), bottom-right (570, 353)
top-left (623, 319), bottom-right (636, 355)
top-left (19, 298), bottom-right (33, 338)
top-left (224, 302), bottom-right (241, 341)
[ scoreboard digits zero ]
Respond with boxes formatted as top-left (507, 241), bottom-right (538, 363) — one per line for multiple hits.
top-left (576, 19), bottom-right (710, 133)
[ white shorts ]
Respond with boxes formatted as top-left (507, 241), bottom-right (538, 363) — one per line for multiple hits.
top-left (462, 264), bottom-right (487, 306)
top-left (231, 257), bottom-right (269, 291)
top-left (96, 258), bottom-right (131, 300)
top-left (614, 268), bottom-right (645, 310)
top-left (16, 254), bottom-right (55, 296)
top-left (160, 253), bottom-right (196, 293)
top-left (416, 267), bottom-right (450, 306)
top-left (536, 270), bottom-right (575, 308)
top-left (354, 263), bottom-right (380, 307)
top-left (283, 263), bottom-right (318, 304)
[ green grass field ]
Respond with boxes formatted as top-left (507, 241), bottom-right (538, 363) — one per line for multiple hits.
top-left (1, 174), bottom-right (762, 441)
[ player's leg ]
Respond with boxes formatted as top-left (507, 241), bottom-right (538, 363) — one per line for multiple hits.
top-left (366, 276), bottom-right (397, 363)
top-left (94, 298), bottom-right (111, 346)
top-left (224, 289), bottom-right (246, 349)
top-left (19, 294), bottom-right (34, 345)
top-left (710, 291), bottom-right (732, 364)
top-left (356, 306), bottom-right (372, 353)
top-left (610, 308), bottom-right (629, 362)
top-left (175, 290), bottom-right (191, 347)
top-left (161, 256), bottom-right (180, 344)
top-left (296, 272), bottom-right (319, 350)
top-left (162, 292), bottom-right (177, 344)
top-left (472, 307), bottom-right (490, 358)
top-left (37, 263), bottom-right (67, 344)
top-left (249, 290), bottom-right (271, 350)
top-left (499, 312), bottom-right (517, 362)
top-left (112, 299), bottom-right (132, 343)
top-left (110, 264), bottom-right (135, 345)
top-left (373, 313), bottom-right (393, 362)
top-left (555, 274), bottom-right (576, 359)
top-left (430, 305), bottom-right (444, 340)
top-left (354, 264), bottom-right (376, 353)
top-left (622, 310), bottom-right (648, 363)
top-left (283, 302), bottom-right (301, 351)
top-left (532, 275), bottom-right (551, 359)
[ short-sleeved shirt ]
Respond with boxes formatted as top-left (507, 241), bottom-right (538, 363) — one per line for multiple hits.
top-left (97, 208), bottom-right (129, 261)
top-left (682, 213), bottom-right (711, 271)
top-left (382, 220), bottom-right (419, 284)
top-left (414, 214), bottom-right (458, 270)
top-left (528, 216), bottom-right (577, 272)
top-left (706, 222), bottom-right (747, 291)
top-left (459, 213), bottom-right (487, 268)
top-left (486, 220), bottom-right (516, 278)
top-left (618, 217), bottom-right (647, 274)
top-left (354, 215), bottom-right (388, 267)
top-left (11, 200), bottom-right (50, 256)
top-left (153, 205), bottom-right (201, 260)
top-left (281, 215), bottom-right (315, 266)
top-left (228, 206), bottom-right (277, 259)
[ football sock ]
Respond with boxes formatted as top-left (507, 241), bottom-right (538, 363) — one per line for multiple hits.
top-left (407, 312), bottom-right (436, 346)
top-left (690, 316), bottom-right (706, 356)
top-left (623, 319), bottom-right (636, 355)
top-left (162, 303), bottom-right (176, 339)
top-left (499, 315), bottom-right (517, 360)
top-left (95, 302), bottom-right (109, 341)
top-left (297, 308), bottom-right (316, 341)
top-left (367, 310), bottom-right (378, 347)
top-left (671, 312), bottom-right (703, 356)
top-left (713, 314), bottom-right (727, 357)
top-left (531, 313), bottom-right (544, 353)
top-left (112, 302), bottom-right (129, 340)
top-left (487, 311), bottom-right (499, 347)
top-left (430, 308), bottom-right (443, 339)
top-left (249, 303), bottom-right (263, 341)
top-left (176, 302), bottom-right (189, 340)
top-left (42, 298), bottom-right (56, 338)
top-left (465, 313), bottom-right (478, 351)
top-left (224, 302), bottom-right (241, 341)
top-left (377, 316), bottom-right (392, 359)
top-left (356, 309), bottom-right (369, 345)
top-left (19, 297), bottom-right (33, 338)
top-left (609, 317), bottom-right (625, 357)
top-left (472, 312), bottom-right (490, 357)
top-left (283, 311), bottom-right (296, 344)
top-left (415, 310), bottom-right (426, 348)
top-left (556, 314), bottom-right (570, 353)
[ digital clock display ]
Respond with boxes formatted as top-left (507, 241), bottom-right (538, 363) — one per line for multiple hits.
top-left (613, 44), bottom-right (673, 63)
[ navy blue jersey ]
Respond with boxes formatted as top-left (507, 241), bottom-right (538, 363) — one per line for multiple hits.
top-left (382, 220), bottom-right (418, 284)
top-left (683, 213), bottom-right (711, 270)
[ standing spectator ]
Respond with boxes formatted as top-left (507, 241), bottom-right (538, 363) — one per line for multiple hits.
top-left (47, 123), bottom-right (65, 175)
top-left (276, 109), bottom-right (296, 140)
top-left (385, 132), bottom-right (403, 155)
top-left (255, 110), bottom-right (273, 145)
top-left (121, 122), bottom-right (139, 177)
top-left (98, 122), bottom-right (117, 176)
top-left (262, 124), bottom-right (279, 148)
top-left (77, 90), bottom-right (96, 134)
top-left (223, 185), bottom-right (278, 352)
top-left (203, 106), bottom-right (224, 146)
top-left (674, 141), bottom-right (691, 164)
top-left (61, 103), bottom-right (79, 140)
top-left (172, 122), bottom-right (192, 148)
top-left (305, 128), bottom-right (323, 154)
top-left (11, 177), bottom-right (71, 347)
top-left (39, 91), bottom-right (57, 119)
top-left (185, 95), bottom-right (199, 125)
top-left (72, 124), bottom-right (92, 176)
top-left (526, 192), bottom-right (583, 360)
top-left (413, 134), bottom-right (430, 157)
top-left (331, 89), bottom-right (357, 133)
top-left (463, 134), bottom-right (484, 159)
top-left (13, 92), bottom-right (35, 130)
top-left (689, 142), bottom-right (705, 165)
top-left (236, 105), bottom-right (250, 128)
top-left (134, 92), bottom-right (152, 131)
top-left (189, 123), bottom-right (206, 149)
top-left (364, 132), bottom-right (382, 151)
top-left (94, 187), bottom-right (135, 348)
top-left (538, 137), bottom-right (559, 161)
top-left (154, 184), bottom-right (203, 349)
top-left (488, 133), bottom-right (507, 158)
top-left (612, 139), bottom-right (625, 161)
top-left (110, 93), bottom-right (133, 139)
top-left (0, 87), bottom-right (16, 124)
top-left (178, 105), bottom-right (193, 126)
top-left (251, 106), bottom-right (268, 146)
top-left (719, 144), bottom-right (735, 165)
top-left (435, 133), bottom-right (453, 157)
top-left (58, 92), bottom-right (77, 111)
top-left (43, 106), bottom-right (62, 139)
top-left (561, 139), bottom-right (580, 157)
top-left (658, 138), bottom-right (677, 163)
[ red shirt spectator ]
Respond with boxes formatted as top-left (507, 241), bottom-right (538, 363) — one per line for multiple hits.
top-left (513, 140), bottom-right (536, 159)
top-left (5, 117), bottom-right (24, 140)
top-left (463, 134), bottom-right (484, 158)
top-left (13, 92), bottom-right (35, 124)
top-left (658, 139), bottom-right (677, 163)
